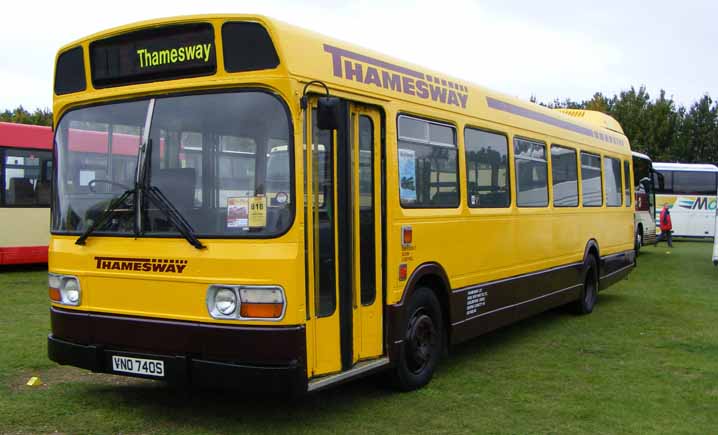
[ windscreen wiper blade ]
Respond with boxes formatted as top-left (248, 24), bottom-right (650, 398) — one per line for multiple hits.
top-left (145, 185), bottom-right (206, 250)
top-left (75, 189), bottom-right (134, 246)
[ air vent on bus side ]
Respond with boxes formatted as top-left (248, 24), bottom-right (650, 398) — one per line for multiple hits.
top-left (556, 109), bottom-right (624, 135)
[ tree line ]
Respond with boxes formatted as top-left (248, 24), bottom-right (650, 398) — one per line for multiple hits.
top-left (3, 85), bottom-right (717, 164)
top-left (533, 86), bottom-right (718, 164)
top-left (1, 106), bottom-right (53, 127)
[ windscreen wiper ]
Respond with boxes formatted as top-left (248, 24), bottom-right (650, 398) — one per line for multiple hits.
top-left (145, 185), bottom-right (206, 250)
top-left (75, 189), bottom-right (135, 246)
top-left (137, 134), bottom-right (205, 250)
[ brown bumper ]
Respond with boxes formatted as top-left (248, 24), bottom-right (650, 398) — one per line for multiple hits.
top-left (49, 307), bottom-right (307, 393)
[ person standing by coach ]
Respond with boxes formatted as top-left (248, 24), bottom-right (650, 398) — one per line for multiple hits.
top-left (655, 203), bottom-right (673, 248)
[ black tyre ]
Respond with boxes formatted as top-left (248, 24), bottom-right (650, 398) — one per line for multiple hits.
top-left (634, 227), bottom-right (643, 256)
top-left (574, 255), bottom-right (599, 315)
top-left (391, 287), bottom-right (443, 391)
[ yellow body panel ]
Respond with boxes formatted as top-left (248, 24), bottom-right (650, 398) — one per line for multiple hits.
top-left (51, 14), bottom-right (634, 381)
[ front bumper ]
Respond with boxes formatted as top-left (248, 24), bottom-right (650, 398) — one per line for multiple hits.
top-left (48, 307), bottom-right (307, 393)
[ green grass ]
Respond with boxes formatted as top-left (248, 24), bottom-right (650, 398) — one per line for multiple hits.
top-left (2, 242), bottom-right (717, 434)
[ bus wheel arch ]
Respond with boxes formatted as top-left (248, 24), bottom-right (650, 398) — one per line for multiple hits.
top-left (387, 263), bottom-right (451, 390)
top-left (398, 263), bottom-right (451, 348)
top-left (583, 239), bottom-right (601, 276)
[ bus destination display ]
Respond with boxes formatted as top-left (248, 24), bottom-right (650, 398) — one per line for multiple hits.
top-left (90, 23), bottom-right (216, 88)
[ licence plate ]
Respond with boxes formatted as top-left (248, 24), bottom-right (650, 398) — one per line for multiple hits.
top-left (111, 355), bottom-right (165, 377)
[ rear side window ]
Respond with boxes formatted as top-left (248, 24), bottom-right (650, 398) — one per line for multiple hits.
top-left (604, 156), bottom-right (622, 207)
top-left (397, 116), bottom-right (458, 208)
top-left (623, 160), bottom-right (632, 207)
top-left (464, 128), bottom-right (509, 208)
top-left (551, 145), bottom-right (578, 207)
top-left (581, 152), bottom-right (602, 206)
top-left (514, 138), bottom-right (548, 207)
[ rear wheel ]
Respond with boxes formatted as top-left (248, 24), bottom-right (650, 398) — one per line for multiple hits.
top-left (391, 287), bottom-right (443, 391)
top-left (574, 255), bottom-right (598, 315)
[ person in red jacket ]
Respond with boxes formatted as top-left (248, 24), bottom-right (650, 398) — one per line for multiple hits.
top-left (655, 203), bottom-right (673, 248)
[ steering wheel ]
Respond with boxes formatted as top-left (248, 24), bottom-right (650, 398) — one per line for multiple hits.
top-left (88, 179), bottom-right (131, 193)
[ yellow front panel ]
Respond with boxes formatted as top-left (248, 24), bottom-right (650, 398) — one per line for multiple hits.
top-left (50, 232), bottom-right (304, 326)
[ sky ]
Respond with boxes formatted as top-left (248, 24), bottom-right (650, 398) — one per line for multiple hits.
top-left (2, 0), bottom-right (717, 111)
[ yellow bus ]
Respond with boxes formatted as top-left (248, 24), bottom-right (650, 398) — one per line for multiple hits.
top-left (48, 14), bottom-right (635, 393)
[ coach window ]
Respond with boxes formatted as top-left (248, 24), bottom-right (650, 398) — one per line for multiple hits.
top-left (604, 156), bottom-right (622, 207)
top-left (550, 145), bottom-right (579, 207)
top-left (623, 160), bottom-right (632, 207)
top-left (581, 152), bottom-right (603, 206)
top-left (673, 171), bottom-right (718, 195)
top-left (397, 115), bottom-right (458, 208)
top-left (514, 138), bottom-right (548, 207)
top-left (464, 128), bottom-right (509, 207)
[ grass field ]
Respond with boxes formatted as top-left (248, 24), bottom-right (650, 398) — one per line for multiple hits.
top-left (1, 242), bottom-right (717, 434)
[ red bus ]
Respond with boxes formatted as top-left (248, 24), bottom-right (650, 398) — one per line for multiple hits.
top-left (0, 122), bottom-right (53, 264)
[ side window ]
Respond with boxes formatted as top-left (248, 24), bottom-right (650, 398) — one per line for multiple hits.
top-left (313, 110), bottom-right (335, 317)
top-left (464, 128), bottom-right (509, 208)
top-left (581, 152), bottom-right (603, 206)
top-left (604, 156), bottom-right (622, 207)
top-left (551, 145), bottom-right (579, 207)
top-left (623, 160), bottom-right (632, 207)
top-left (3, 148), bottom-right (53, 206)
top-left (514, 138), bottom-right (548, 207)
top-left (397, 116), bottom-right (458, 208)
top-left (358, 115), bottom-right (376, 306)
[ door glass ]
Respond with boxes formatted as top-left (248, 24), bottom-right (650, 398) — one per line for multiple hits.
top-left (313, 110), bottom-right (336, 317)
top-left (358, 115), bottom-right (375, 305)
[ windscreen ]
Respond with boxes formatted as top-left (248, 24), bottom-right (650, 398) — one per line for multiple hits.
top-left (53, 91), bottom-right (293, 238)
top-left (53, 100), bottom-right (146, 232)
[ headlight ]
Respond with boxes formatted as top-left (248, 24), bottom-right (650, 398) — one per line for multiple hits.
top-left (206, 285), bottom-right (285, 320)
top-left (63, 279), bottom-right (80, 304)
top-left (49, 273), bottom-right (81, 306)
top-left (215, 288), bottom-right (237, 316)
top-left (206, 286), bottom-right (238, 319)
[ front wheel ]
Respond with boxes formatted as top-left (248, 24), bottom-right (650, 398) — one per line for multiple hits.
top-left (391, 287), bottom-right (443, 391)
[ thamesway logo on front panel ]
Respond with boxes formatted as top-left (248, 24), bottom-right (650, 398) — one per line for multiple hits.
top-left (94, 256), bottom-right (188, 274)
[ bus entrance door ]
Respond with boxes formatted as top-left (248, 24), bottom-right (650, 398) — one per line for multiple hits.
top-left (305, 100), bottom-right (383, 379)
top-left (348, 105), bottom-right (383, 364)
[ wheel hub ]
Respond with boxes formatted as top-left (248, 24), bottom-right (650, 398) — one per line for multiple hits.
top-left (406, 312), bottom-right (436, 374)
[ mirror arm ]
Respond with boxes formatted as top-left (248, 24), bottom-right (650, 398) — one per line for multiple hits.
top-left (300, 80), bottom-right (331, 110)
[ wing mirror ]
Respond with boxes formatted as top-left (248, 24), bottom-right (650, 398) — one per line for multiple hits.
top-left (316, 96), bottom-right (342, 130)
top-left (300, 80), bottom-right (342, 131)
